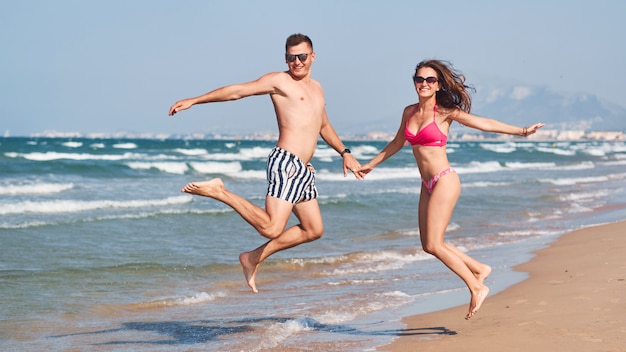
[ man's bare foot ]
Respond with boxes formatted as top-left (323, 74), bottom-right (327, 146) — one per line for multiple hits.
top-left (239, 251), bottom-right (259, 293)
top-left (181, 178), bottom-right (224, 198)
top-left (466, 285), bottom-right (489, 320)
top-left (476, 264), bottom-right (492, 284)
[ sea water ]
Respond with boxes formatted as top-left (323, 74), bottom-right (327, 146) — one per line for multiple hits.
top-left (1, 137), bottom-right (625, 351)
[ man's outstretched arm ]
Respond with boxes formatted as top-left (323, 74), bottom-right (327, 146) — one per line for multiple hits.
top-left (168, 73), bottom-right (280, 116)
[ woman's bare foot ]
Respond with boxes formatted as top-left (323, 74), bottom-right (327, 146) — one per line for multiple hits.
top-left (181, 178), bottom-right (224, 198)
top-left (239, 251), bottom-right (259, 293)
top-left (476, 264), bottom-right (492, 284)
top-left (466, 285), bottom-right (490, 320)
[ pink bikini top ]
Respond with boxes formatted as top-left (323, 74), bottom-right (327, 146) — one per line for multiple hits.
top-left (404, 104), bottom-right (447, 147)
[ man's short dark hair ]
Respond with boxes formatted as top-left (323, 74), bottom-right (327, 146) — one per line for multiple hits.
top-left (285, 33), bottom-right (313, 52)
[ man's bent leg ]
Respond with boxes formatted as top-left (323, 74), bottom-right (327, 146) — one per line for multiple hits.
top-left (182, 178), bottom-right (292, 239)
top-left (239, 198), bottom-right (323, 292)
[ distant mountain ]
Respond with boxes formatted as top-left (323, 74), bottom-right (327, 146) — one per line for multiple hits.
top-left (468, 77), bottom-right (626, 132)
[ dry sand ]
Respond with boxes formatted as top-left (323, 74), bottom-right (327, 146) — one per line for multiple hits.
top-left (379, 221), bottom-right (626, 352)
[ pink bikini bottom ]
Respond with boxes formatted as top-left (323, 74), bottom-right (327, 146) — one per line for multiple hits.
top-left (422, 167), bottom-right (456, 194)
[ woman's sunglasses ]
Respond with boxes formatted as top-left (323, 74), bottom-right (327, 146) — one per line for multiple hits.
top-left (413, 76), bottom-right (438, 84)
top-left (286, 53), bottom-right (310, 62)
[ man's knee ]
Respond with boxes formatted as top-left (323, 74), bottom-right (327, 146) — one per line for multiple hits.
top-left (258, 223), bottom-right (285, 239)
top-left (303, 224), bottom-right (324, 242)
top-left (309, 228), bottom-right (324, 241)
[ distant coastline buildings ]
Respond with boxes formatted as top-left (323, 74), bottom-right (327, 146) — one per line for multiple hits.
top-left (365, 129), bottom-right (625, 142)
top-left (456, 129), bottom-right (625, 142)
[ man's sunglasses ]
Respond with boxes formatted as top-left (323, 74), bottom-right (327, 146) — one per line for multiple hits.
top-left (286, 53), bottom-right (310, 62)
top-left (413, 76), bottom-right (438, 84)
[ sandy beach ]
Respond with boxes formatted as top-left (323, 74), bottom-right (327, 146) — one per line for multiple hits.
top-left (379, 221), bottom-right (626, 352)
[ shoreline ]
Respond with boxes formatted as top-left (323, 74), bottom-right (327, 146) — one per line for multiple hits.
top-left (378, 221), bottom-right (626, 351)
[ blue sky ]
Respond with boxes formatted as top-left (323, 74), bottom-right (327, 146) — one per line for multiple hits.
top-left (2, 0), bottom-right (625, 137)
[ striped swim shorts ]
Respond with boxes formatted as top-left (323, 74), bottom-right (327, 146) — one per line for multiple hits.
top-left (266, 147), bottom-right (318, 204)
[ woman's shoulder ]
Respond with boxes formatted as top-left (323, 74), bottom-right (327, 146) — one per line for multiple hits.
top-left (438, 106), bottom-right (462, 118)
top-left (403, 103), bottom-right (418, 113)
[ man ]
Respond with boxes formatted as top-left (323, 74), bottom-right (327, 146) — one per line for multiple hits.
top-left (168, 33), bottom-right (362, 293)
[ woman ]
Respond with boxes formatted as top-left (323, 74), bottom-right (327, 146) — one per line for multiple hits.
top-left (358, 59), bottom-right (545, 319)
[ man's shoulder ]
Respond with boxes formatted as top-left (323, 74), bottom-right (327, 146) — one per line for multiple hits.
top-left (260, 71), bottom-right (290, 80)
top-left (255, 71), bottom-right (294, 88)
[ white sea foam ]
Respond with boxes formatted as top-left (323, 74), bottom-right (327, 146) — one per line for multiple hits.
top-left (559, 189), bottom-right (610, 202)
top-left (312, 146), bottom-right (336, 162)
top-left (126, 162), bottom-right (189, 174)
top-left (578, 142), bottom-right (626, 156)
top-left (382, 290), bottom-right (411, 299)
top-left (0, 207), bottom-right (230, 229)
top-left (497, 229), bottom-right (549, 237)
top-left (5, 151), bottom-right (144, 161)
top-left (603, 159), bottom-right (626, 165)
top-left (164, 291), bottom-right (226, 306)
top-left (313, 144), bottom-right (380, 161)
top-left (608, 172), bottom-right (626, 180)
top-left (609, 144), bottom-right (626, 153)
top-left (504, 161), bottom-right (556, 169)
top-left (312, 248), bottom-right (423, 269)
top-left (315, 312), bottom-right (358, 325)
top-left (254, 318), bottom-right (313, 351)
top-left (310, 291), bottom-right (413, 328)
top-left (447, 222), bottom-right (461, 232)
top-left (400, 221), bottom-right (458, 236)
top-left (189, 161), bottom-right (242, 174)
top-left (229, 170), bottom-right (266, 179)
top-left (317, 167), bottom-right (418, 181)
top-left (457, 160), bottom-right (593, 173)
top-left (0, 220), bottom-right (49, 229)
top-left (480, 142), bottom-right (517, 153)
top-left (61, 141), bottom-right (83, 148)
top-left (550, 161), bottom-right (595, 170)
top-left (203, 147), bottom-right (272, 161)
top-left (567, 203), bottom-right (594, 213)
top-left (538, 175), bottom-right (608, 186)
top-left (359, 186), bottom-right (419, 196)
top-left (583, 147), bottom-right (607, 156)
top-left (0, 182), bottom-right (74, 195)
top-left (327, 278), bottom-right (385, 286)
top-left (113, 143), bottom-right (137, 149)
top-left (352, 144), bottom-right (381, 155)
top-left (239, 146), bottom-right (273, 159)
top-left (536, 146), bottom-right (576, 156)
top-left (174, 148), bottom-right (208, 156)
top-left (464, 181), bottom-right (513, 188)
top-left (454, 161), bottom-right (504, 174)
top-left (132, 291), bottom-right (227, 309)
top-left (0, 195), bottom-right (191, 215)
top-left (322, 250), bottom-right (431, 276)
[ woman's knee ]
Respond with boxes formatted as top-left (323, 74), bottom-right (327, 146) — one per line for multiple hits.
top-left (421, 241), bottom-right (444, 256)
